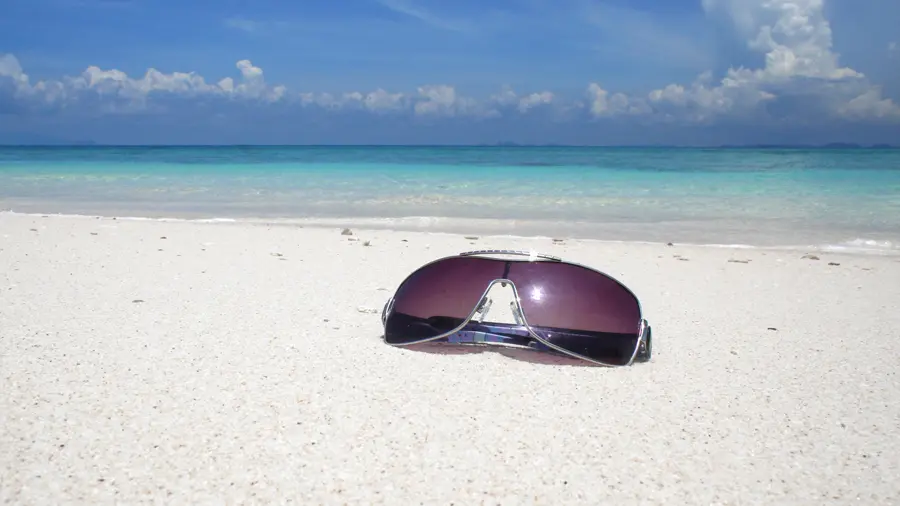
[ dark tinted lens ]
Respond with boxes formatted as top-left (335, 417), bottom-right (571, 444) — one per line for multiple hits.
top-left (384, 257), bottom-right (504, 344)
top-left (508, 262), bottom-right (642, 365)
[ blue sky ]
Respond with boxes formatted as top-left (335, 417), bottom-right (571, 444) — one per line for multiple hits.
top-left (1, 0), bottom-right (899, 145)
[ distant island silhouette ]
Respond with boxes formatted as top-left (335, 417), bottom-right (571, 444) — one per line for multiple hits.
top-left (0, 138), bottom-right (897, 149)
top-left (480, 142), bottom-right (898, 149)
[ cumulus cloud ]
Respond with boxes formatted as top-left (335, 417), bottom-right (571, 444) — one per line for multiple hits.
top-left (413, 85), bottom-right (480, 117)
top-left (297, 88), bottom-right (407, 113)
top-left (577, 0), bottom-right (900, 124)
top-left (648, 0), bottom-right (899, 121)
top-left (0, 53), bottom-right (30, 99)
top-left (0, 55), bottom-right (288, 115)
top-left (586, 83), bottom-right (649, 117)
top-left (488, 86), bottom-right (558, 115)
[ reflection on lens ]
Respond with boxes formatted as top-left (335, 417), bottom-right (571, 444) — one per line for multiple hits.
top-left (508, 261), bottom-right (642, 365)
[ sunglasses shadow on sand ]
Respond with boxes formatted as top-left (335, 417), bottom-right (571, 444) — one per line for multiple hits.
top-left (399, 340), bottom-right (613, 367)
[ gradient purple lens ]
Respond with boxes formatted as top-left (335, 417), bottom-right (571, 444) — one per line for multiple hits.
top-left (384, 256), bottom-right (642, 365)
top-left (384, 257), bottom-right (504, 343)
top-left (507, 262), bottom-right (642, 365)
top-left (508, 262), bottom-right (641, 334)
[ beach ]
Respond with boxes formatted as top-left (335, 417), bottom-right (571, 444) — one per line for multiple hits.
top-left (1, 211), bottom-right (898, 504)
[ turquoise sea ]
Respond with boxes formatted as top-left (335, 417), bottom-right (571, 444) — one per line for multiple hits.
top-left (1, 145), bottom-right (899, 253)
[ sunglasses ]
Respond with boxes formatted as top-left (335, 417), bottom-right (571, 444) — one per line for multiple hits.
top-left (380, 249), bottom-right (652, 367)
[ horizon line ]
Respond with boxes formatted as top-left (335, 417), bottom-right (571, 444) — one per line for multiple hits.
top-left (1, 143), bottom-right (897, 149)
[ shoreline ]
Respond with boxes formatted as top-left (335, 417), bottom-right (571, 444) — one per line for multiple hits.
top-left (3, 209), bottom-right (898, 257)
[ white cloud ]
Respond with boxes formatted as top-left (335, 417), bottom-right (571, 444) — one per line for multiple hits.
top-left (0, 54), bottom-right (27, 84)
top-left (705, 0), bottom-right (858, 80)
top-left (413, 85), bottom-right (484, 117)
top-left (488, 86), bottom-right (556, 114)
top-left (586, 83), bottom-right (650, 117)
top-left (300, 89), bottom-right (408, 113)
top-left (643, 0), bottom-right (900, 122)
top-left (517, 91), bottom-right (554, 113)
top-left (489, 85), bottom-right (518, 108)
top-left (361, 89), bottom-right (407, 112)
top-left (1, 56), bottom-right (288, 114)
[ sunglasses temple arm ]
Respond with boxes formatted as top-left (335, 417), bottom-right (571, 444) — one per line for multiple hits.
top-left (381, 297), bottom-right (394, 327)
top-left (451, 324), bottom-right (649, 363)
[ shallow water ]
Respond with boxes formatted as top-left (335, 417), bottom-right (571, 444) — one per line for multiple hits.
top-left (2, 145), bottom-right (899, 253)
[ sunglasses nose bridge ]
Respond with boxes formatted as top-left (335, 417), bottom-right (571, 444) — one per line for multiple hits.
top-left (471, 278), bottom-right (528, 325)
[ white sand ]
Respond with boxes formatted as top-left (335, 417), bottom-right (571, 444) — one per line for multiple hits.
top-left (1, 212), bottom-right (898, 505)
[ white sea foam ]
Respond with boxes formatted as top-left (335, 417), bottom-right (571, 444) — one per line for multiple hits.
top-left (0, 210), bottom-right (238, 224)
top-left (3, 210), bottom-right (899, 256)
top-left (819, 238), bottom-right (897, 254)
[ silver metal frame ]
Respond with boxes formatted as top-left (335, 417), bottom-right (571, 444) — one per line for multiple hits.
top-left (380, 249), bottom-right (651, 367)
